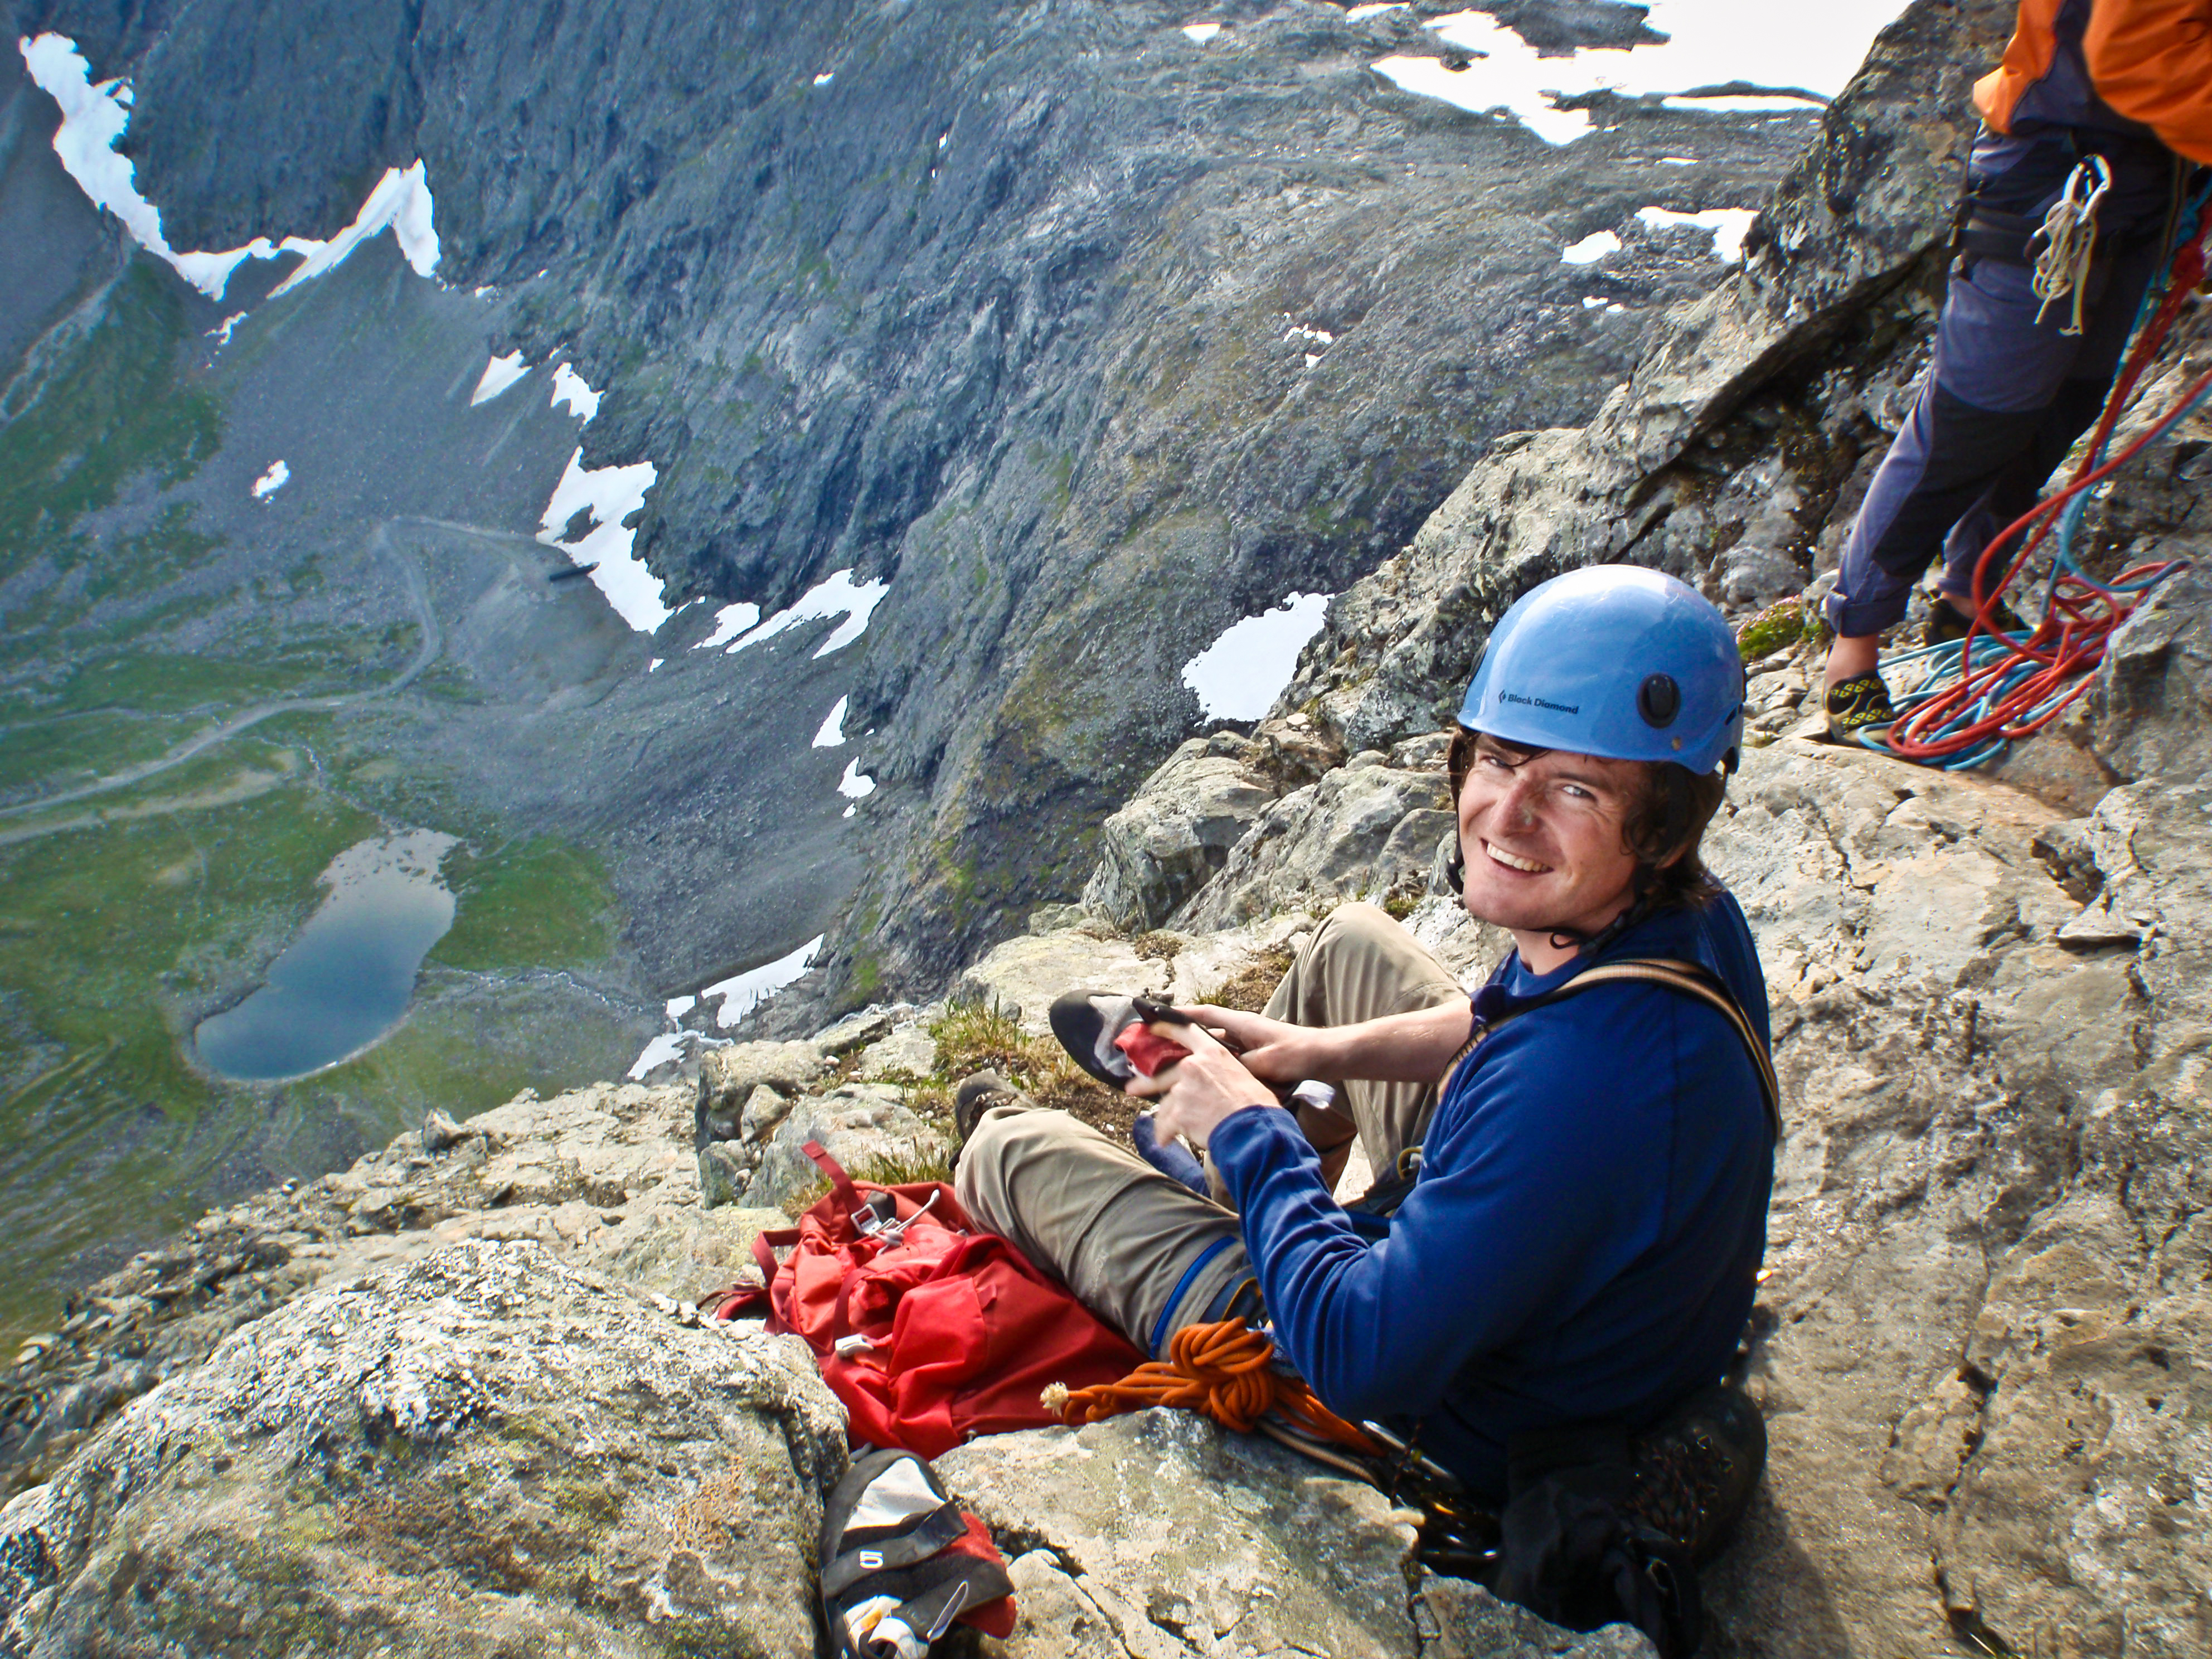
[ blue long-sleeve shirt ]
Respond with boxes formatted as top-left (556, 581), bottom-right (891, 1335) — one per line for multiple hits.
top-left (1208, 892), bottom-right (1774, 1502)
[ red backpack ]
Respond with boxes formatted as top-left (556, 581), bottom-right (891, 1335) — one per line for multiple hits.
top-left (714, 1142), bottom-right (1144, 1458)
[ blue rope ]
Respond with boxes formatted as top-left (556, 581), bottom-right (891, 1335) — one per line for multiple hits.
top-left (1874, 185), bottom-right (2211, 769)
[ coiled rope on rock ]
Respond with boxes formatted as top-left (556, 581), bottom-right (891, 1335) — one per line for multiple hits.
top-left (1042, 1317), bottom-right (1379, 1455)
top-left (1878, 177), bottom-right (2212, 771)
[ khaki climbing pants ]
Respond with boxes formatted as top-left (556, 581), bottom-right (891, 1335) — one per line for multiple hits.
top-left (953, 902), bottom-right (1469, 1357)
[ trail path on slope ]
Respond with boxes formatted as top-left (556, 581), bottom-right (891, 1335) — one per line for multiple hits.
top-left (0, 520), bottom-right (494, 833)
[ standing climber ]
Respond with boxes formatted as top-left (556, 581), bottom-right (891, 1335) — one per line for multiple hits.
top-left (1822, 0), bottom-right (2212, 740)
top-left (952, 567), bottom-right (1774, 1507)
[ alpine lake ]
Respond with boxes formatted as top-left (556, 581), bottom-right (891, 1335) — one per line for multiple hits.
top-left (0, 247), bottom-right (672, 1352)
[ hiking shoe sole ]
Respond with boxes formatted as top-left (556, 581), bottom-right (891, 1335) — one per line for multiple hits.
top-left (953, 1069), bottom-right (1023, 1148)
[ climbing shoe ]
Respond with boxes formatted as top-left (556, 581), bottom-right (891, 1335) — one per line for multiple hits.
top-left (1823, 671), bottom-right (1895, 743)
top-left (1924, 594), bottom-right (2026, 647)
top-left (1049, 991), bottom-right (1146, 1088)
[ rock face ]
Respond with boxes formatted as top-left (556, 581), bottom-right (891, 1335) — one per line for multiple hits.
top-left (1083, 736), bottom-right (1277, 933)
top-left (20, 0), bottom-right (1829, 1005)
top-left (939, 1408), bottom-right (1655, 1659)
top-left (1277, 0), bottom-right (2017, 759)
top-left (0, 1081), bottom-right (790, 1500)
top-left (0, 1240), bottom-right (847, 1658)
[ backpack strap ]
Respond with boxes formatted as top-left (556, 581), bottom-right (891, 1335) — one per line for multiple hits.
top-left (1439, 957), bottom-right (1779, 1142)
top-left (1541, 958), bottom-right (1779, 1141)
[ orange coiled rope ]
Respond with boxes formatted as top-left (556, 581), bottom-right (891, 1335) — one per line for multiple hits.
top-left (1046, 1318), bottom-right (1380, 1455)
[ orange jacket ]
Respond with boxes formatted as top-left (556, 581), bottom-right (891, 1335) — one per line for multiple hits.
top-left (1976, 0), bottom-right (2212, 164)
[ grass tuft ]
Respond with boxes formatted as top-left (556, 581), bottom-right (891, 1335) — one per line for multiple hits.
top-left (1202, 945), bottom-right (1296, 1015)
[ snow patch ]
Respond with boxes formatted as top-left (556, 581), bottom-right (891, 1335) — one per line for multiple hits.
top-left (1182, 592), bottom-right (1333, 722)
top-left (666, 995), bottom-right (697, 1020)
top-left (22, 33), bottom-right (274, 298)
top-left (208, 312), bottom-right (247, 347)
top-left (695, 601), bottom-right (763, 652)
top-left (550, 362), bottom-right (603, 423)
top-left (537, 447), bottom-right (670, 633)
top-left (22, 33), bottom-right (443, 303)
top-left (703, 936), bottom-right (826, 1030)
top-left (813, 71), bottom-right (835, 86)
top-left (470, 351), bottom-right (528, 405)
top-left (1371, 2), bottom-right (1904, 145)
top-left (1182, 22), bottom-right (1224, 42)
top-left (625, 1032), bottom-right (691, 1080)
top-left (1637, 205), bottom-right (1760, 263)
top-left (251, 460), bottom-right (290, 501)
top-left (838, 759), bottom-right (876, 800)
top-left (1561, 230), bottom-right (1622, 265)
top-left (723, 569), bottom-right (890, 660)
top-left (265, 162), bottom-right (439, 298)
top-left (813, 697), bottom-right (850, 749)
top-left (1346, 3), bottom-right (1409, 18)
top-left (1662, 93), bottom-right (1828, 113)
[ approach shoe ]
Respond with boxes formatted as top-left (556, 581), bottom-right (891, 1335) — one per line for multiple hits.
top-left (1925, 594), bottom-right (2027, 647)
top-left (953, 1069), bottom-right (1024, 1151)
top-left (1626, 1382), bottom-right (1767, 1566)
top-left (1823, 671), bottom-right (1895, 743)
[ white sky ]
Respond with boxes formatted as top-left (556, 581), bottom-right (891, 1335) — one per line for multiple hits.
top-left (537, 448), bottom-right (670, 633)
top-left (1371, 2), bottom-right (1912, 145)
top-left (724, 569), bottom-right (891, 659)
top-left (813, 697), bottom-right (850, 748)
top-left (1182, 592), bottom-right (1332, 722)
top-left (703, 934), bottom-right (826, 1029)
top-left (470, 350), bottom-right (528, 405)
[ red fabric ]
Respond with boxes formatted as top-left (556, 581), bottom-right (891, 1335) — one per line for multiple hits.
top-left (946, 1515), bottom-right (1017, 1638)
top-left (717, 1142), bottom-right (1145, 1460)
top-left (1113, 1023), bottom-right (1191, 1077)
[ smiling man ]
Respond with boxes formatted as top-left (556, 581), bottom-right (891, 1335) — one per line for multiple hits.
top-left (955, 565), bottom-right (1774, 1508)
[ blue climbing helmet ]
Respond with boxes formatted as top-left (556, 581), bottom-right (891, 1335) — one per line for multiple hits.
top-left (1456, 565), bottom-right (1745, 775)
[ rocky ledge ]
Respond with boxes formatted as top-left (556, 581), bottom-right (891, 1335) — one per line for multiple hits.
top-left (0, 993), bottom-right (1647, 1657)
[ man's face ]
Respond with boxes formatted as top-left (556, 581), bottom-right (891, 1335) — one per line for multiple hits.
top-left (1456, 734), bottom-right (1646, 947)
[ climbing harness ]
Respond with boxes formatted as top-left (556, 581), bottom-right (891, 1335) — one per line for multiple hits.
top-left (2031, 154), bottom-right (2112, 334)
top-left (1875, 172), bottom-right (2212, 772)
top-left (1044, 1316), bottom-right (1381, 1454)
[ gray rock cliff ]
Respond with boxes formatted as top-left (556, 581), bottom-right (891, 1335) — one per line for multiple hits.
top-left (10, 0), bottom-right (1827, 1000)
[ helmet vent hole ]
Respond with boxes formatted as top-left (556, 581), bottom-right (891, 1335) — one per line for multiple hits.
top-left (1638, 673), bottom-right (1680, 727)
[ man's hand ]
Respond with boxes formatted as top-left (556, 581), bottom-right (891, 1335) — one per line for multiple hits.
top-left (1178, 1005), bottom-right (1333, 1085)
top-left (1124, 1017), bottom-right (1284, 1149)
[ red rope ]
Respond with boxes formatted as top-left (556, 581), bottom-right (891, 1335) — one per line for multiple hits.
top-left (1884, 199), bottom-right (2210, 764)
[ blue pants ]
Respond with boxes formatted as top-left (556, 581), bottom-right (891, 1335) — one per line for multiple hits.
top-left (1823, 133), bottom-right (2178, 640)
